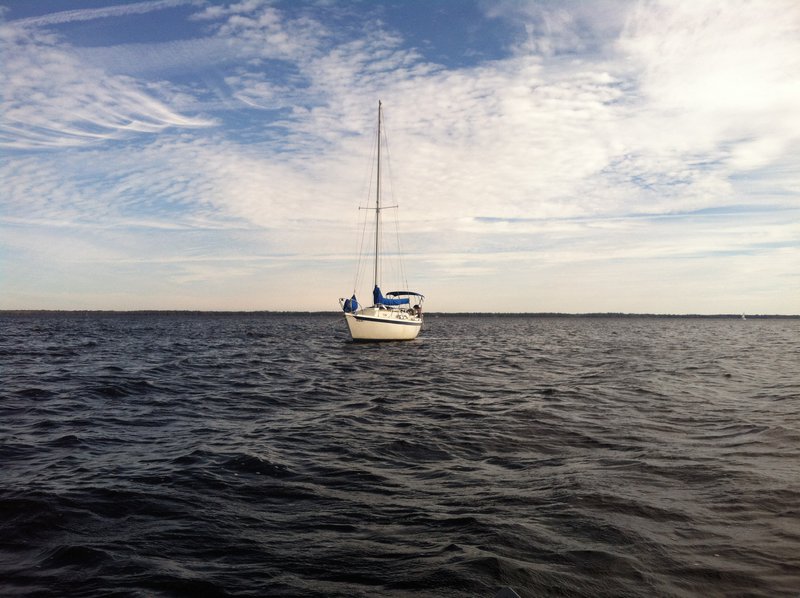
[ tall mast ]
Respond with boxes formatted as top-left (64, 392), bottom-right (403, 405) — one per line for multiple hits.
top-left (374, 100), bottom-right (381, 289)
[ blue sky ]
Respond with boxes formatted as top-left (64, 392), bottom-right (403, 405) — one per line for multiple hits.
top-left (1, 0), bottom-right (798, 313)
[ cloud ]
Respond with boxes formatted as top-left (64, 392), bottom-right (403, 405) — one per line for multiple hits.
top-left (615, 0), bottom-right (800, 179)
top-left (191, 0), bottom-right (268, 22)
top-left (0, 23), bottom-right (214, 149)
top-left (5, 1), bottom-right (798, 218)
top-left (1, 0), bottom-right (798, 311)
top-left (620, 0), bottom-right (800, 113)
top-left (482, 0), bottom-right (629, 57)
top-left (74, 37), bottom-right (237, 78)
top-left (7, 0), bottom-right (195, 27)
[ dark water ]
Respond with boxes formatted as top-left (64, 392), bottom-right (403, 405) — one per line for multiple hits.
top-left (2, 313), bottom-right (799, 597)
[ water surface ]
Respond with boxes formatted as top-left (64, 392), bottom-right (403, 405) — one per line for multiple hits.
top-left (2, 313), bottom-right (799, 597)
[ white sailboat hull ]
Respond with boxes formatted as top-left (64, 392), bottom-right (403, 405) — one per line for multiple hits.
top-left (344, 309), bottom-right (422, 341)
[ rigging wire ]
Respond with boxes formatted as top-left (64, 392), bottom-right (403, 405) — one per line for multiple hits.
top-left (381, 108), bottom-right (410, 291)
top-left (352, 117), bottom-right (379, 295)
top-left (349, 102), bottom-right (412, 300)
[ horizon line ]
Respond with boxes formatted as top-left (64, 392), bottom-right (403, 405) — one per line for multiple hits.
top-left (1, 310), bottom-right (797, 318)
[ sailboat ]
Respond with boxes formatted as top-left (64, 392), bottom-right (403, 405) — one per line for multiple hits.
top-left (339, 101), bottom-right (424, 341)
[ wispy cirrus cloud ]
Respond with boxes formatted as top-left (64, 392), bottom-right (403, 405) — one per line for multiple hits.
top-left (8, 0), bottom-right (194, 27)
top-left (0, 21), bottom-right (214, 149)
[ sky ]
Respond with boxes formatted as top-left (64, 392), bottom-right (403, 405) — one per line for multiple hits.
top-left (1, 0), bottom-right (798, 313)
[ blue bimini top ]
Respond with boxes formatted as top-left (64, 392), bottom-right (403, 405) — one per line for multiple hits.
top-left (373, 286), bottom-right (410, 306)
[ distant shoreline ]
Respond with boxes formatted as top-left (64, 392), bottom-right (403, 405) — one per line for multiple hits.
top-left (1, 310), bottom-right (798, 319)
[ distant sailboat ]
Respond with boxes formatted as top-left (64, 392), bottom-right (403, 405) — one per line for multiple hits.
top-left (339, 101), bottom-right (424, 341)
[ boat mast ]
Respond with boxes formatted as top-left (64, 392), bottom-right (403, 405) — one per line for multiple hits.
top-left (374, 100), bottom-right (381, 290)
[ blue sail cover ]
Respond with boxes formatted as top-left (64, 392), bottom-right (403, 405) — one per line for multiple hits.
top-left (343, 294), bottom-right (359, 313)
top-left (373, 285), bottom-right (409, 306)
